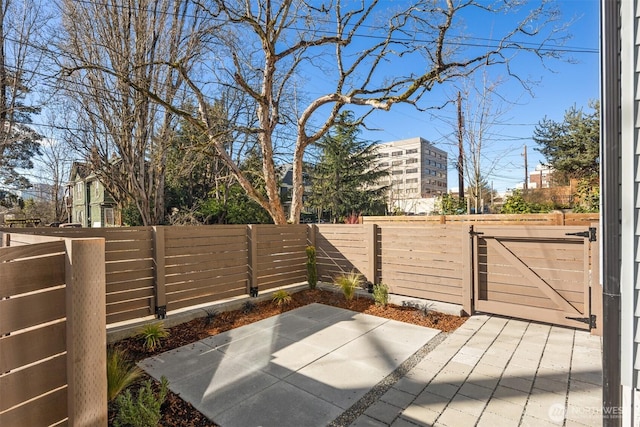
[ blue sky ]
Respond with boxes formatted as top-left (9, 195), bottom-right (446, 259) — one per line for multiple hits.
top-left (354, 0), bottom-right (601, 193)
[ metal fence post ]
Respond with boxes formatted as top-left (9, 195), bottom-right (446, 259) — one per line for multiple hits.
top-left (461, 225), bottom-right (474, 316)
top-left (247, 225), bottom-right (259, 296)
top-left (152, 226), bottom-right (167, 318)
top-left (65, 238), bottom-right (107, 426)
top-left (366, 223), bottom-right (378, 284)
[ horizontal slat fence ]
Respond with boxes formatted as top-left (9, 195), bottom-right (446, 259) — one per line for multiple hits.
top-left (163, 226), bottom-right (249, 311)
top-left (378, 225), bottom-right (468, 306)
top-left (250, 225), bottom-right (308, 291)
top-left (363, 212), bottom-right (599, 226)
top-left (0, 225), bottom-right (312, 324)
top-left (0, 237), bottom-right (106, 426)
top-left (313, 224), bottom-right (376, 283)
top-left (1, 227), bottom-right (155, 324)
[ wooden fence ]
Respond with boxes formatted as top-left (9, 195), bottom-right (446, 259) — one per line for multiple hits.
top-left (1, 220), bottom-right (599, 325)
top-left (0, 225), bottom-right (310, 324)
top-left (363, 212), bottom-right (599, 226)
top-left (0, 235), bottom-right (107, 426)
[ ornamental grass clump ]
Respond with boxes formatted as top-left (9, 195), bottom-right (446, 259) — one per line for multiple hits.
top-left (107, 347), bottom-right (142, 402)
top-left (335, 271), bottom-right (363, 301)
top-left (138, 322), bottom-right (169, 352)
top-left (272, 290), bottom-right (292, 307)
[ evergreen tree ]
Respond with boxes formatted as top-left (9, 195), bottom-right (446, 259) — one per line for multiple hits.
top-left (0, 0), bottom-right (44, 190)
top-left (309, 111), bottom-right (387, 223)
top-left (533, 102), bottom-right (600, 182)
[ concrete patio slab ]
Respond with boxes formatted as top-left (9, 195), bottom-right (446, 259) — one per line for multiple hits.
top-left (139, 303), bottom-right (440, 427)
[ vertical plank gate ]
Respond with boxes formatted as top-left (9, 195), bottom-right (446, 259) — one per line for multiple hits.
top-left (472, 225), bottom-right (597, 330)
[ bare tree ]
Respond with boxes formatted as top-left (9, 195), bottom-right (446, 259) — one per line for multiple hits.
top-left (59, 0), bottom-right (567, 224)
top-left (453, 74), bottom-right (515, 213)
top-left (57, 0), bottom-right (209, 225)
top-left (0, 0), bottom-right (49, 191)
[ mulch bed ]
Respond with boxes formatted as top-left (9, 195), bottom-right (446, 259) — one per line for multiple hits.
top-left (109, 288), bottom-right (467, 426)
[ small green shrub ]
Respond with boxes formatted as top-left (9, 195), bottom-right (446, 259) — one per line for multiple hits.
top-left (372, 283), bottom-right (389, 307)
top-left (138, 322), bottom-right (169, 352)
top-left (107, 347), bottom-right (142, 401)
top-left (306, 246), bottom-right (317, 289)
top-left (272, 290), bottom-right (292, 307)
top-left (335, 271), bottom-right (363, 301)
top-left (114, 376), bottom-right (169, 427)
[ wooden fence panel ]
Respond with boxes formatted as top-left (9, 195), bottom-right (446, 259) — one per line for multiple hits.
top-left (0, 227), bottom-right (155, 324)
top-left (252, 225), bottom-right (307, 290)
top-left (0, 237), bottom-right (107, 426)
top-left (315, 224), bottom-right (375, 284)
top-left (363, 212), bottom-right (600, 226)
top-left (164, 225), bottom-right (248, 310)
top-left (379, 225), bottom-right (465, 305)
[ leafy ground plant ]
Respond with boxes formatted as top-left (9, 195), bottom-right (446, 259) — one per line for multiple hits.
top-left (138, 322), bottom-right (169, 352)
top-left (372, 283), bottom-right (389, 307)
top-left (114, 376), bottom-right (169, 427)
top-left (203, 309), bottom-right (219, 326)
top-left (242, 300), bottom-right (257, 314)
top-left (272, 290), bottom-right (292, 307)
top-left (107, 347), bottom-right (142, 401)
top-left (335, 271), bottom-right (363, 301)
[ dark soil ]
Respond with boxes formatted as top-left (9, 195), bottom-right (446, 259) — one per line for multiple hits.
top-left (108, 288), bottom-right (467, 426)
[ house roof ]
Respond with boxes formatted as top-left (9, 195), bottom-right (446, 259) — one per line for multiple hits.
top-left (69, 161), bottom-right (92, 181)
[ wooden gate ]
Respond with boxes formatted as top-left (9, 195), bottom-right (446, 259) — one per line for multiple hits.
top-left (472, 225), bottom-right (598, 330)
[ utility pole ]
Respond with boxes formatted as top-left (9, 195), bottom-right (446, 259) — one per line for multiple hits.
top-left (457, 91), bottom-right (465, 200)
top-left (523, 144), bottom-right (528, 192)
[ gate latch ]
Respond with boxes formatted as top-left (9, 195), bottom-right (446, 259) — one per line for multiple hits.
top-left (565, 227), bottom-right (597, 242)
top-left (565, 314), bottom-right (597, 329)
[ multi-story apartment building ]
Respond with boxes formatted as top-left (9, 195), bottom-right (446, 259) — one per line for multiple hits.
top-left (375, 137), bottom-right (448, 200)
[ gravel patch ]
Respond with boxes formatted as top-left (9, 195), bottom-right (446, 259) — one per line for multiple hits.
top-left (328, 331), bottom-right (449, 427)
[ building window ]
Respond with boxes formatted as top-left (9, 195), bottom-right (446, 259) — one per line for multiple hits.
top-left (93, 181), bottom-right (100, 197)
top-left (406, 158), bottom-right (418, 164)
top-left (406, 178), bottom-right (418, 183)
top-left (392, 160), bottom-right (403, 166)
top-left (406, 168), bottom-right (418, 174)
top-left (378, 152), bottom-right (389, 158)
top-left (379, 162), bottom-right (389, 167)
top-left (406, 148), bottom-right (418, 154)
top-left (104, 208), bottom-right (115, 226)
top-left (392, 170), bottom-right (403, 175)
top-left (391, 150), bottom-right (403, 156)
top-left (75, 182), bottom-right (83, 200)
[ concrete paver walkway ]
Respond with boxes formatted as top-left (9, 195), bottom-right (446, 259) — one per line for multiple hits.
top-left (351, 315), bottom-right (602, 427)
top-left (139, 303), bottom-right (440, 427)
top-left (139, 305), bottom-right (602, 427)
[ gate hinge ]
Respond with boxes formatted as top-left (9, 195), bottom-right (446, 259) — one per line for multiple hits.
top-left (565, 314), bottom-right (596, 329)
top-left (565, 227), bottom-right (597, 242)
